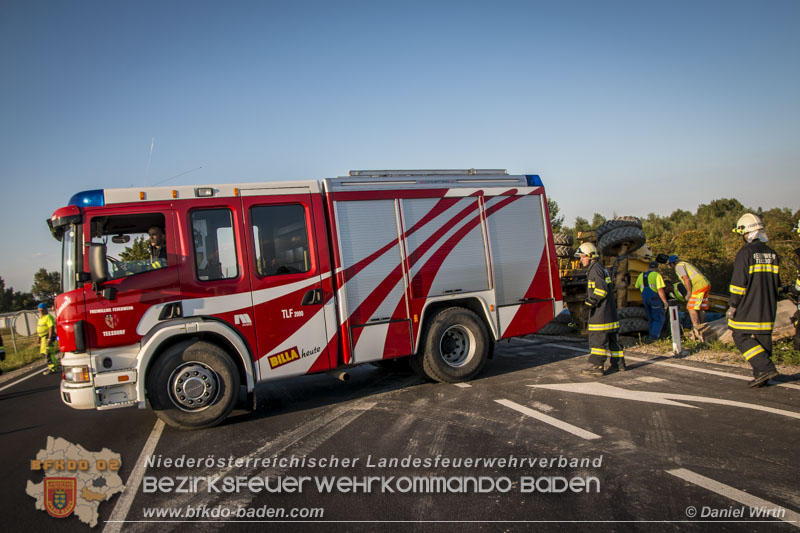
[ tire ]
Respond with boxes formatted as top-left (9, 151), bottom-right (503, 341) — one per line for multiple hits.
top-left (595, 217), bottom-right (642, 241)
top-left (555, 245), bottom-right (575, 258)
top-left (536, 322), bottom-right (575, 335)
top-left (552, 311), bottom-right (573, 324)
top-left (419, 307), bottom-right (489, 383)
top-left (618, 318), bottom-right (649, 335)
top-left (147, 339), bottom-right (241, 430)
top-left (618, 306), bottom-right (647, 319)
top-left (598, 226), bottom-right (646, 256)
top-left (553, 233), bottom-right (573, 246)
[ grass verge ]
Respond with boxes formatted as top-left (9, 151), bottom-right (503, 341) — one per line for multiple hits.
top-left (0, 328), bottom-right (44, 373)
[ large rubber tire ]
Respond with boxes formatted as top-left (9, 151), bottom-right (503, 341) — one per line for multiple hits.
top-left (595, 217), bottom-right (642, 241)
top-left (618, 318), bottom-right (650, 335)
top-left (536, 322), bottom-right (575, 335)
top-left (419, 308), bottom-right (489, 383)
top-left (555, 245), bottom-right (575, 258)
top-left (598, 226), bottom-right (646, 256)
top-left (552, 311), bottom-right (573, 324)
top-left (618, 306), bottom-right (647, 319)
top-left (553, 233), bottom-right (573, 246)
top-left (147, 339), bottom-right (241, 430)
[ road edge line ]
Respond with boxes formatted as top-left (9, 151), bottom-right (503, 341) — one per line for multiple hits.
top-left (103, 419), bottom-right (165, 533)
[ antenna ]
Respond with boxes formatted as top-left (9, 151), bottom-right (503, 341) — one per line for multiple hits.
top-left (144, 136), bottom-right (154, 186)
top-left (152, 166), bottom-right (203, 186)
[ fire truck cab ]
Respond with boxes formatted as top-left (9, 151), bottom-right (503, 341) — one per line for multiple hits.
top-left (48, 170), bottom-right (562, 429)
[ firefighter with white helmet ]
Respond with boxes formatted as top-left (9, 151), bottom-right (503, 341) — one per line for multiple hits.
top-left (727, 213), bottom-right (781, 387)
top-left (575, 242), bottom-right (624, 376)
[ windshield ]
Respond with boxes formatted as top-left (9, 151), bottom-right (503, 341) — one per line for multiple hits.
top-left (62, 224), bottom-right (77, 292)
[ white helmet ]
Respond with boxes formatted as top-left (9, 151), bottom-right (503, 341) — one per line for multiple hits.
top-left (574, 242), bottom-right (598, 258)
top-left (733, 213), bottom-right (764, 235)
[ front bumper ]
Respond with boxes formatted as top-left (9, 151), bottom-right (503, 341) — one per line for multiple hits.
top-left (60, 352), bottom-right (139, 410)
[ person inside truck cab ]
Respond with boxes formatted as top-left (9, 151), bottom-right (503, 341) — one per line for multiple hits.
top-left (148, 226), bottom-right (167, 269)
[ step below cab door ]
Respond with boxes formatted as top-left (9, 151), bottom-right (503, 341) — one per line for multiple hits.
top-left (240, 187), bottom-right (335, 380)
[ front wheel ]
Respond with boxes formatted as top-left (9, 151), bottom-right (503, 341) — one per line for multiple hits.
top-left (418, 307), bottom-right (489, 383)
top-left (147, 339), bottom-right (240, 430)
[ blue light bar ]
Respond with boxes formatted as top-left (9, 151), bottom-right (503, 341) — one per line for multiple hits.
top-left (525, 174), bottom-right (543, 187)
top-left (68, 189), bottom-right (105, 208)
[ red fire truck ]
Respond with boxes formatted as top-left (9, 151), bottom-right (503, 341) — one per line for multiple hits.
top-left (48, 170), bottom-right (562, 429)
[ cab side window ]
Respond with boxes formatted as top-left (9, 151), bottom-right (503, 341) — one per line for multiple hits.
top-left (191, 209), bottom-right (238, 281)
top-left (250, 205), bottom-right (310, 277)
top-left (89, 213), bottom-right (168, 279)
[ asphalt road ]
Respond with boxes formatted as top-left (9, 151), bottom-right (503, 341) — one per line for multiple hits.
top-left (1, 337), bottom-right (799, 532)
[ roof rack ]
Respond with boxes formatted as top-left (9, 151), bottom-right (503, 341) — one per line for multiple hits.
top-left (348, 169), bottom-right (508, 178)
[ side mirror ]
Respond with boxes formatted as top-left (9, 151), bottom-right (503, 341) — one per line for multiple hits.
top-left (89, 243), bottom-right (109, 285)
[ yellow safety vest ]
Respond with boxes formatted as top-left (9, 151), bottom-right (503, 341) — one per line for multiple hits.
top-left (677, 261), bottom-right (709, 291)
top-left (37, 314), bottom-right (55, 339)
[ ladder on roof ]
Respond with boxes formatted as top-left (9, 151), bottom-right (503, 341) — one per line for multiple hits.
top-left (348, 169), bottom-right (508, 177)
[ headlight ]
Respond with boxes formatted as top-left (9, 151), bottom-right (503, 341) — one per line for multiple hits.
top-left (63, 365), bottom-right (91, 383)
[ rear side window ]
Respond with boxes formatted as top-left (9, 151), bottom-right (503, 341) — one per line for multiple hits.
top-left (191, 209), bottom-right (238, 281)
top-left (250, 205), bottom-right (310, 276)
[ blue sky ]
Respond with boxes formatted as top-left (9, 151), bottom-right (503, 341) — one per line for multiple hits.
top-left (1, 0), bottom-right (798, 292)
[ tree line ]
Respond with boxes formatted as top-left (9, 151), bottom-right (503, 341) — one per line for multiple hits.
top-left (549, 197), bottom-right (800, 294)
top-left (0, 270), bottom-right (61, 313)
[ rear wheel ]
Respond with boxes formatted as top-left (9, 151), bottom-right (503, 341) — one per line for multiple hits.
top-left (147, 339), bottom-right (240, 430)
top-left (418, 308), bottom-right (489, 383)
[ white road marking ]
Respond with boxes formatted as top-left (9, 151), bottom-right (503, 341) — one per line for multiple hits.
top-left (103, 419), bottom-right (165, 533)
top-left (532, 382), bottom-right (800, 419)
top-left (541, 342), bottom-right (800, 391)
top-left (495, 399), bottom-right (601, 440)
top-left (667, 468), bottom-right (800, 528)
top-left (453, 383), bottom-right (472, 388)
top-left (0, 366), bottom-right (47, 393)
top-left (624, 355), bottom-right (800, 391)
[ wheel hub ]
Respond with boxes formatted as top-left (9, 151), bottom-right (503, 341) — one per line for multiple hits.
top-left (439, 325), bottom-right (476, 368)
top-left (169, 362), bottom-right (219, 411)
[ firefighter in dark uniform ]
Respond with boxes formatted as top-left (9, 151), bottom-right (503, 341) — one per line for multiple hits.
top-left (727, 213), bottom-right (781, 387)
top-left (576, 243), bottom-right (625, 376)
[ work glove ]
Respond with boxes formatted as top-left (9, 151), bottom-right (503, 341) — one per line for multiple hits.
top-left (726, 307), bottom-right (736, 320)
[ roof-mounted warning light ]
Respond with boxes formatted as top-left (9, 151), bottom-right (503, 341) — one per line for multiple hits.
top-left (195, 187), bottom-right (214, 197)
top-left (525, 175), bottom-right (543, 187)
top-left (68, 189), bottom-right (105, 208)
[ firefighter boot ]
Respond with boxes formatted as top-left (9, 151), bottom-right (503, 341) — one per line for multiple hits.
top-left (581, 365), bottom-right (604, 377)
top-left (748, 368), bottom-right (779, 388)
top-left (606, 358), bottom-right (627, 373)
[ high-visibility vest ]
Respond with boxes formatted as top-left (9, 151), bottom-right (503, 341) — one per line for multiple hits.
top-left (37, 313), bottom-right (55, 339)
top-left (677, 261), bottom-right (709, 291)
